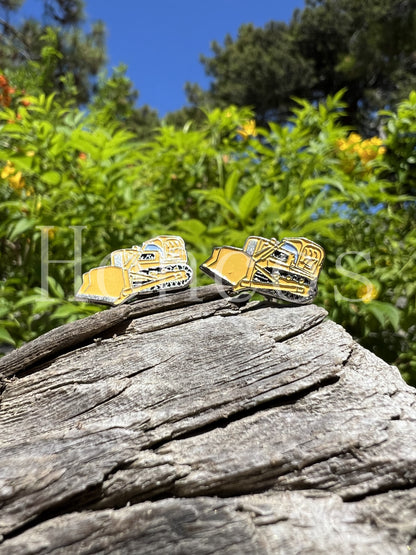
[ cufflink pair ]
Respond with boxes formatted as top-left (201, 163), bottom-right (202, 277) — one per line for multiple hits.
top-left (76, 234), bottom-right (324, 306)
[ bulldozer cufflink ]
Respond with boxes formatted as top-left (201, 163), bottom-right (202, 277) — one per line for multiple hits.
top-left (200, 235), bottom-right (324, 304)
top-left (76, 235), bottom-right (193, 306)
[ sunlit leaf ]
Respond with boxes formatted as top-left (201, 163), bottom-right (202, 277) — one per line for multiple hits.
top-left (0, 327), bottom-right (16, 346)
top-left (238, 184), bottom-right (262, 222)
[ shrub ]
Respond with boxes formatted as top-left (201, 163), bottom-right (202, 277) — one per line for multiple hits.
top-left (0, 82), bottom-right (415, 384)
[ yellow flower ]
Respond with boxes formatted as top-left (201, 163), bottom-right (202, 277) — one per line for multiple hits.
top-left (237, 119), bottom-right (257, 139)
top-left (348, 133), bottom-right (362, 145)
top-left (1, 160), bottom-right (27, 190)
top-left (1, 160), bottom-right (15, 179)
top-left (359, 137), bottom-right (386, 163)
top-left (337, 139), bottom-right (349, 152)
top-left (357, 282), bottom-right (378, 303)
top-left (26, 150), bottom-right (35, 157)
top-left (8, 171), bottom-right (25, 190)
top-left (336, 133), bottom-right (385, 172)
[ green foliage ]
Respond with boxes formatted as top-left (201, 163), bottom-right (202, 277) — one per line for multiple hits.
top-left (0, 4), bottom-right (157, 138)
top-left (187, 0), bottom-right (416, 133)
top-left (382, 91), bottom-right (416, 198)
top-left (0, 85), bottom-right (415, 385)
top-left (0, 0), bottom-right (106, 104)
top-left (91, 65), bottom-right (160, 140)
top-left (196, 22), bottom-right (315, 123)
top-left (0, 87), bottom-right (155, 343)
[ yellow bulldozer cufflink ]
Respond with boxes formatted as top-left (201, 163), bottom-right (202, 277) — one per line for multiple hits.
top-left (76, 235), bottom-right (193, 306)
top-left (200, 235), bottom-right (324, 304)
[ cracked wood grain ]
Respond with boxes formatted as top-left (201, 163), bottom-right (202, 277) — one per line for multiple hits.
top-left (1, 491), bottom-right (414, 554)
top-left (0, 286), bottom-right (415, 553)
top-left (0, 284), bottom-right (230, 378)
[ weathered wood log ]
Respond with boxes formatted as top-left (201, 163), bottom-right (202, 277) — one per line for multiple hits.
top-left (0, 285), bottom-right (415, 553)
top-left (0, 285), bottom-right (227, 378)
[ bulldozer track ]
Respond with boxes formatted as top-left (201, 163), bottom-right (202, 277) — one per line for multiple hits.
top-left (275, 289), bottom-right (316, 305)
top-left (149, 264), bottom-right (193, 292)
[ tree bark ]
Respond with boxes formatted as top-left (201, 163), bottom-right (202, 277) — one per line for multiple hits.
top-left (0, 286), bottom-right (415, 554)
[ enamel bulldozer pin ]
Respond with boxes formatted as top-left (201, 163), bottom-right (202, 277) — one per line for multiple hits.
top-left (76, 234), bottom-right (324, 306)
top-left (200, 235), bottom-right (325, 304)
top-left (76, 235), bottom-right (193, 305)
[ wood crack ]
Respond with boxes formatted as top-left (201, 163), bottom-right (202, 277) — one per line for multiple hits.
top-left (146, 373), bottom-right (342, 451)
top-left (343, 481), bottom-right (416, 503)
top-left (0, 285), bottom-right (232, 379)
top-left (0, 288), bottom-right (415, 552)
top-left (64, 382), bottom-right (132, 421)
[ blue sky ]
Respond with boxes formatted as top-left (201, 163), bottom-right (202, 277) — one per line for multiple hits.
top-left (16, 0), bottom-right (305, 116)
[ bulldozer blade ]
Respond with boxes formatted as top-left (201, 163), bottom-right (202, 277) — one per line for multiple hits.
top-left (200, 247), bottom-right (252, 287)
top-left (76, 266), bottom-right (131, 305)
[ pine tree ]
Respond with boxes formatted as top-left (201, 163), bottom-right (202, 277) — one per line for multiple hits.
top-left (0, 0), bottom-right (106, 104)
top-left (186, 0), bottom-right (416, 132)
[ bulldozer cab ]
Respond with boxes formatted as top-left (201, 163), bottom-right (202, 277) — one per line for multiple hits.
top-left (138, 244), bottom-right (159, 261)
top-left (243, 236), bottom-right (273, 257)
top-left (283, 238), bottom-right (324, 279)
top-left (242, 235), bottom-right (324, 282)
top-left (142, 236), bottom-right (188, 264)
top-left (272, 241), bottom-right (299, 266)
top-left (110, 236), bottom-right (188, 274)
top-left (111, 248), bottom-right (141, 269)
top-left (243, 236), bottom-right (298, 266)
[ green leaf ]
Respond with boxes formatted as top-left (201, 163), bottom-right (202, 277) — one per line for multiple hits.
top-left (172, 219), bottom-right (207, 245)
top-left (0, 307), bottom-right (11, 319)
top-left (8, 218), bottom-right (35, 240)
top-left (176, 219), bottom-right (206, 237)
top-left (15, 295), bottom-right (62, 311)
top-left (366, 301), bottom-right (401, 331)
top-left (47, 276), bottom-right (65, 299)
top-left (301, 177), bottom-right (345, 194)
top-left (41, 171), bottom-right (61, 186)
top-left (51, 303), bottom-right (83, 320)
top-left (238, 184), bottom-right (262, 222)
top-left (11, 155), bottom-right (34, 171)
top-left (0, 327), bottom-right (15, 346)
top-left (224, 171), bottom-right (240, 201)
top-left (197, 190), bottom-right (237, 215)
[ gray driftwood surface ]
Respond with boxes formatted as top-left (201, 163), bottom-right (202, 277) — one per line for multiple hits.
top-left (0, 284), bottom-right (416, 554)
